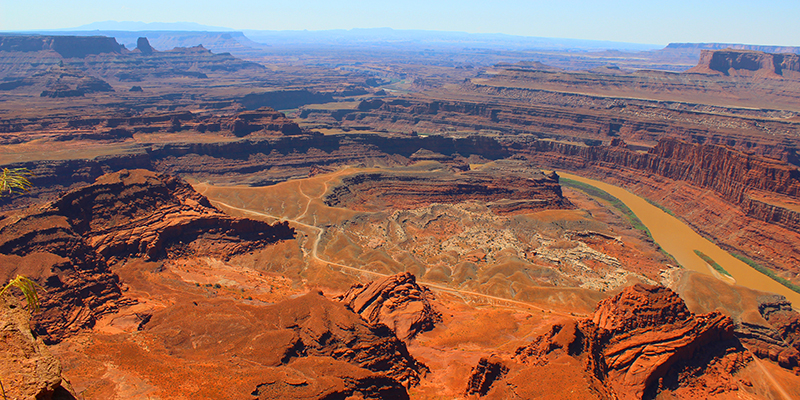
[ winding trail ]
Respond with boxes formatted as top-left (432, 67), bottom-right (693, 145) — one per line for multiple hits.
top-left (752, 357), bottom-right (793, 400)
top-left (196, 182), bottom-right (582, 318)
top-left (195, 175), bottom-right (797, 397)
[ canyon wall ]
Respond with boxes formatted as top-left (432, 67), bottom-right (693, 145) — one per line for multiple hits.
top-left (666, 43), bottom-right (800, 54)
top-left (508, 137), bottom-right (800, 233)
top-left (307, 97), bottom-right (800, 163)
top-left (0, 35), bottom-right (124, 58)
top-left (688, 49), bottom-right (800, 79)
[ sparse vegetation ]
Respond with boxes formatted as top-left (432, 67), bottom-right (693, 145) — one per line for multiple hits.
top-left (560, 177), bottom-right (682, 267)
top-left (0, 168), bottom-right (33, 197)
top-left (644, 198), bottom-right (677, 217)
top-left (1, 275), bottom-right (42, 311)
top-left (693, 250), bottom-right (732, 277)
top-left (732, 253), bottom-right (800, 294)
top-left (561, 177), bottom-right (650, 235)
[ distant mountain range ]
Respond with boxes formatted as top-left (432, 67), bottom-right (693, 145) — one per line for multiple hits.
top-left (70, 21), bottom-right (236, 32)
top-left (7, 21), bottom-right (798, 63)
top-left (18, 21), bottom-right (661, 52)
top-left (666, 42), bottom-right (800, 54)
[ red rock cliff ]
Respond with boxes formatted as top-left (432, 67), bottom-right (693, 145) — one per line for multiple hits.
top-left (514, 137), bottom-right (800, 233)
top-left (469, 284), bottom-right (749, 399)
top-left (0, 35), bottom-right (124, 58)
top-left (0, 169), bottom-right (294, 343)
top-left (688, 49), bottom-right (800, 80)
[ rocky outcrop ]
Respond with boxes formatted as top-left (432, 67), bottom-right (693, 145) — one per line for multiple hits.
top-left (737, 295), bottom-right (800, 369)
top-left (146, 290), bottom-right (424, 398)
top-left (241, 90), bottom-right (334, 111)
top-left (336, 272), bottom-right (441, 340)
top-left (40, 75), bottom-right (114, 98)
top-left (51, 169), bottom-right (295, 261)
top-left (0, 298), bottom-right (76, 399)
top-left (323, 162), bottom-right (573, 214)
top-left (688, 49), bottom-right (800, 79)
top-left (593, 285), bottom-right (742, 399)
top-left (470, 284), bottom-right (749, 399)
top-left (19, 63), bottom-right (117, 98)
top-left (592, 284), bottom-right (693, 333)
top-left (135, 37), bottom-right (154, 55)
top-left (0, 169), bottom-right (294, 343)
top-left (465, 356), bottom-right (509, 396)
top-left (226, 107), bottom-right (303, 136)
top-left (0, 35), bottom-right (124, 58)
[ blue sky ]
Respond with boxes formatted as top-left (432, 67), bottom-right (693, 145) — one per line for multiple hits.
top-left (1, 0), bottom-right (798, 46)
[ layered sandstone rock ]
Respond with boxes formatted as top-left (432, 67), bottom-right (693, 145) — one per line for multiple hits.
top-left (469, 284), bottom-right (749, 399)
top-left (0, 169), bottom-right (294, 343)
top-left (0, 35), bottom-right (124, 58)
top-left (592, 284), bottom-right (692, 333)
top-left (737, 295), bottom-right (800, 369)
top-left (323, 161), bottom-right (573, 214)
top-left (512, 136), bottom-right (800, 233)
top-left (337, 272), bottom-right (442, 340)
top-left (0, 298), bottom-right (76, 399)
top-left (688, 49), bottom-right (800, 80)
top-left (226, 107), bottom-right (304, 136)
top-left (145, 290), bottom-right (425, 398)
top-left (595, 285), bottom-right (741, 399)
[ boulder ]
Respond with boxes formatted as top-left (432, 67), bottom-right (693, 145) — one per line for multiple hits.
top-left (0, 298), bottom-right (76, 399)
top-left (337, 272), bottom-right (441, 340)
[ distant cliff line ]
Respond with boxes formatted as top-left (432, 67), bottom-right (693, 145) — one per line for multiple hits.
top-left (666, 42), bottom-right (800, 54)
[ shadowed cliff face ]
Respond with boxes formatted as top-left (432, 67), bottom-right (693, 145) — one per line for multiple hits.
top-left (337, 272), bottom-right (442, 341)
top-left (0, 169), bottom-right (294, 344)
top-left (0, 35), bottom-right (124, 58)
top-left (467, 284), bottom-right (749, 400)
top-left (323, 162), bottom-right (572, 215)
top-left (0, 298), bottom-right (78, 400)
top-left (509, 137), bottom-right (800, 233)
top-left (689, 49), bottom-right (800, 79)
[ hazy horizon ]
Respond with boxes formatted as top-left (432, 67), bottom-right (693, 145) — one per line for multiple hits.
top-left (1, 1), bottom-right (799, 47)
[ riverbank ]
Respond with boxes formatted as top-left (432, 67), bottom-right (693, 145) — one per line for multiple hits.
top-left (559, 172), bottom-right (800, 306)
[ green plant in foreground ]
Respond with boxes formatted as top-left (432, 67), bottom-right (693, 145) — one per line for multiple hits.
top-left (1, 275), bottom-right (42, 312)
top-left (0, 168), bottom-right (32, 197)
top-left (0, 169), bottom-right (36, 399)
top-left (693, 250), bottom-right (732, 277)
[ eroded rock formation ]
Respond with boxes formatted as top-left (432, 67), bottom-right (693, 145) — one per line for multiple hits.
top-left (323, 161), bottom-right (573, 214)
top-left (337, 272), bottom-right (442, 340)
top-left (0, 169), bottom-right (294, 343)
top-left (737, 295), bottom-right (800, 369)
top-left (465, 355), bottom-right (509, 397)
top-left (468, 284), bottom-right (749, 399)
top-left (0, 298), bottom-right (76, 399)
top-left (0, 35), bottom-right (124, 58)
top-left (226, 107), bottom-right (304, 136)
top-left (512, 136), bottom-right (800, 232)
top-left (146, 290), bottom-right (424, 399)
top-left (688, 49), bottom-right (800, 79)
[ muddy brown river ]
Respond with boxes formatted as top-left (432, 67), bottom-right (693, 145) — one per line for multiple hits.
top-left (560, 172), bottom-right (800, 306)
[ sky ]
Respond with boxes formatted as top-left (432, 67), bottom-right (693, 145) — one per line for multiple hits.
top-left (1, 0), bottom-right (799, 46)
